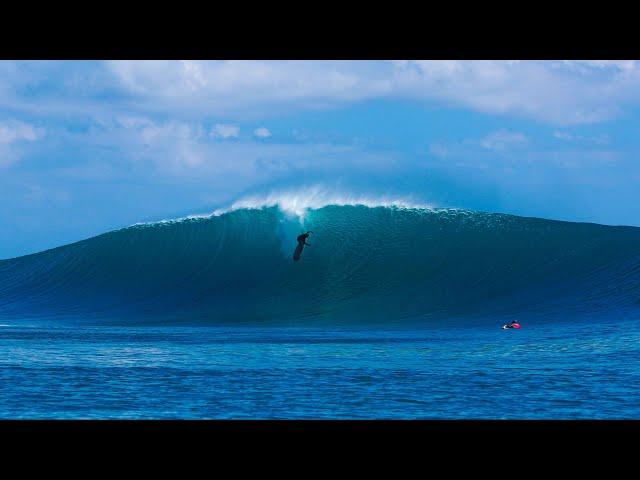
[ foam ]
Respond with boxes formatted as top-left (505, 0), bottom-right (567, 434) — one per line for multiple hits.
top-left (133, 186), bottom-right (435, 227)
top-left (223, 186), bottom-right (432, 218)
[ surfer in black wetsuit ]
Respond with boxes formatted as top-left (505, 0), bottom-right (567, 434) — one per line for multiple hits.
top-left (293, 231), bottom-right (312, 261)
top-left (297, 231), bottom-right (312, 246)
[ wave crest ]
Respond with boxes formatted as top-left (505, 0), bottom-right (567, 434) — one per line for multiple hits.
top-left (223, 186), bottom-right (433, 218)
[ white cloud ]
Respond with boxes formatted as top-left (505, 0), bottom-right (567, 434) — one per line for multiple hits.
top-left (89, 117), bottom-right (208, 171)
top-left (104, 60), bottom-right (389, 116)
top-left (480, 130), bottom-right (528, 151)
top-left (210, 123), bottom-right (240, 139)
top-left (115, 116), bottom-right (155, 130)
top-left (4, 61), bottom-right (640, 130)
top-left (560, 60), bottom-right (637, 74)
top-left (253, 127), bottom-right (271, 138)
top-left (428, 143), bottom-right (450, 158)
top-left (553, 131), bottom-right (609, 145)
top-left (101, 60), bottom-right (640, 126)
top-left (392, 60), bottom-right (640, 125)
top-left (0, 120), bottom-right (43, 144)
top-left (0, 120), bottom-right (44, 167)
top-left (553, 131), bottom-right (573, 141)
top-left (70, 117), bottom-right (385, 180)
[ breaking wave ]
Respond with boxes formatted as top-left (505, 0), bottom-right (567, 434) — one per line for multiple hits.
top-left (1, 197), bottom-right (640, 326)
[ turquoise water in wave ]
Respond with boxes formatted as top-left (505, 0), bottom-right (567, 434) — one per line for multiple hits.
top-left (3, 205), bottom-right (640, 326)
top-left (1, 319), bottom-right (639, 419)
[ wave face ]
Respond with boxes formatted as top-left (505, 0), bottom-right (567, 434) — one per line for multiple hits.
top-left (1, 205), bottom-right (640, 325)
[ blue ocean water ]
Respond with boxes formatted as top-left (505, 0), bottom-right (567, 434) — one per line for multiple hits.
top-left (1, 204), bottom-right (640, 418)
top-left (1, 320), bottom-right (639, 419)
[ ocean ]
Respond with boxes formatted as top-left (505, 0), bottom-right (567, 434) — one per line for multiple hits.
top-left (1, 204), bottom-right (639, 418)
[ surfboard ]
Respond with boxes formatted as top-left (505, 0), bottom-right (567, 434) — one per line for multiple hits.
top-left (293, 243), bottom-right (304, 261)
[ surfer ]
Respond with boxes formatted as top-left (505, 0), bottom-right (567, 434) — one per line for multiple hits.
top-left (297, 231), bottom-right (312, 246)
top-left (293, 231), bottom-right (312, 261)
top-left (502, 320), bottom-right (521, 329)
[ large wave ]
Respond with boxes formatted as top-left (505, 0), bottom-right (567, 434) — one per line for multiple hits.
top-left (1, 200), bottom-right (640, 325)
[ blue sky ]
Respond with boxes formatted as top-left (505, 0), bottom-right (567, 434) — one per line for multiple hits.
top-left (1, 60), bottom-right (640, 258)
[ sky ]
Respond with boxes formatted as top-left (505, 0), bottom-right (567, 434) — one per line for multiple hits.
top-left (1, 60), bottom-right (640, 258)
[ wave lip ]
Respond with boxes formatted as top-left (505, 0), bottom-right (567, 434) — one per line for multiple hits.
top-left (133, 188), bottom-right (434, 228)
top-left (222, 187), bottom-right (433, 218)
top-left (1, 204), bottom-right (640, 325)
